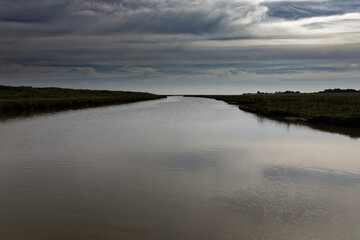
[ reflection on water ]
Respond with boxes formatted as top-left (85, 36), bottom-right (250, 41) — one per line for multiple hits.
top-left (1, 97), bottom-right (360, 240)
top-left (263, 165), bottom-right (360, 186)
top-left (216, 165), bottom-right (360, 239)
top-left (255, 114), bottom-right (360, 139)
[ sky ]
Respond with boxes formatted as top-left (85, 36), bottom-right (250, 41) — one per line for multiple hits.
top-left (0, 0), bottom-right (359, 94)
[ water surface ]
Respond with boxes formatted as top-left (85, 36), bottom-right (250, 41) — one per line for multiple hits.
top-left (1, 97), bottom-right (359, 240)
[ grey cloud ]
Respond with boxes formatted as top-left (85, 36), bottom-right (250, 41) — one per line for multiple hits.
top-left (2, 36), bottom-right (360, 68)
top-left (0, 0), bottom-right (69, 23)
top-left (0, 0), bottom-right (360, 93)
top-left (79, 0), bottom-right (258, 35)
top-left (265, 0), bottom-right (360, 20)
top-left (103, 9), bottom-right (225, 34)
top-left (0, 0), bottom-right (264, 36)
top-left (1, 0), bottom-right (358, 37)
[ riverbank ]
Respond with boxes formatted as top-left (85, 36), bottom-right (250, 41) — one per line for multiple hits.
top-left (193, 93), bottom-right (360, 128)
top-left (0, 85), bottom-right (166, 117)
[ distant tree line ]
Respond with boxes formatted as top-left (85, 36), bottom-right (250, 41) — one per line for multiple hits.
top-left (275, 91), bottom-right (301, 94)
top-left (319, 88), bottom-right (360, 93)
top-left (242, 88), bottom-right (359, 95)
top-left (243, 90), bottom-right (301, 95)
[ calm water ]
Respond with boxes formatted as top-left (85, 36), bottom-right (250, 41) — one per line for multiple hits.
top-left (1, 97), bottom-right (360, 240)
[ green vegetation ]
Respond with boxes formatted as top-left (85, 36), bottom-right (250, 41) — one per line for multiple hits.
top-left (0, 85), bottom-right (165, 116)
top-left (2, 85), bottom-right (360, 128)
top-left (195, 92), bottom-right (360, 128)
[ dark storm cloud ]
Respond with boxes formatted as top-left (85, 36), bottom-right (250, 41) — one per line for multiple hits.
top-left (0, 0), bottom-right (262, 37)
top-left (107, 9), bottom-right (225, 34)
top-left (0, 0), bottom-right (69, 23)
top-left (0, 0), bottom-right (358, 36)
top-left (266, 0), bottom-right (360, 20)
top-left (0, 0), bottom-right (359, 93)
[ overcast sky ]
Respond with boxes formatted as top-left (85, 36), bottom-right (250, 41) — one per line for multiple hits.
top-left (0, 0), bottom-right (359, 94)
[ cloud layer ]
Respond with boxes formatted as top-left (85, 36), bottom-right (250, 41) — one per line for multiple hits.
top-left (0, 0), bottom-right (359, 93)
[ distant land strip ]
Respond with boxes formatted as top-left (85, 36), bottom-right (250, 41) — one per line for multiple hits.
top-left (192, 90), bottom-right (360, 128)
top-left (0, 85), bottom-right (166, 117)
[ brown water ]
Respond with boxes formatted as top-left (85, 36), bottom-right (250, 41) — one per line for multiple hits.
top-left (1, 97), bottom-right (360, 240)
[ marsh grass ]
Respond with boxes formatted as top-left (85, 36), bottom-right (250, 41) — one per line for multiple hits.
top-left (0, 85), bottom-right (165, 115)
top-left (195, 93), bottom-right (360, 127)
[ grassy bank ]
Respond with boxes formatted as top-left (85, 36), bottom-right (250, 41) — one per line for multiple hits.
top-left (194, 93), bottom-right (360, 128)
top-left (0, 85), bottom-right (165, 116)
